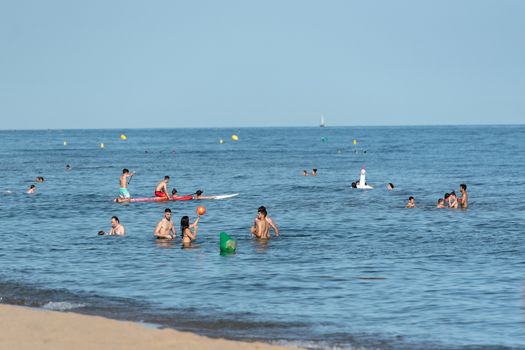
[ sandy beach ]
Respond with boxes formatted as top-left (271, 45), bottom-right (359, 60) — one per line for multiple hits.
top-left (0, 304), bottom-right (298, 350)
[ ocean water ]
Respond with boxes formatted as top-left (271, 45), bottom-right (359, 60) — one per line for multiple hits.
top-left (0, 126), bottom-right (524, 350)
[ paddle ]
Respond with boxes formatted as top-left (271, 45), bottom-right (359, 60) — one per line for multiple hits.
top-left (127, 171), bottom-right (135, 185)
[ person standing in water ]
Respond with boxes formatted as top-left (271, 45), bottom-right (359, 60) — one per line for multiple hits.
top-left (303, 170), bottom-right (308, 176)
top-left (155, 176), bottom-right (170, 198)
top-left (181, 215), bottom-right (200, 247)
top-left (448, 191), bottom-right (459, 209)
top-left (436, 198), bottom-right (446, 208)
top-left (251, 208), bottom-right (270, 239)
top-left (311, 168), bottom-right (317, 176)
top-left (458, 184), bottom-right (468, 208)
top-left (154, 208), bottom-right (176, 239)
top-left (99, 216), bottom-right (125, 236)
top-left (251, 206), bottom-right (279, 238)
top-left (119, 169), bottom-right (133, 200)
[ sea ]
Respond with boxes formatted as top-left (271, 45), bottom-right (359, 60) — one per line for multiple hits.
top-left (0, 125), bottom-right (524, 350)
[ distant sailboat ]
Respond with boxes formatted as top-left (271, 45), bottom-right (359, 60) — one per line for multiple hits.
top-left (320, 115), bottom-right (326, 127)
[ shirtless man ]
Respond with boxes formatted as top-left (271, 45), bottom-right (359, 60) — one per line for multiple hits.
top-left (448, 191), bottom-right (459, 209)
top-left (155, 176), bottom-right (170, 198)
top-left (154, 208), bottom-right (176, 239)
top-left (118, 169), bottom-right (134, 201)
top-left (406, 196), bottom-right (416, 208)
top-left (458, 184), bottom-right (468, 208)
top-left (251, 206), bottom-right (279, 237)
top-left (98, 216), bottom-right (125, 235)
top-left (251, 208), bottom-right (270, 239)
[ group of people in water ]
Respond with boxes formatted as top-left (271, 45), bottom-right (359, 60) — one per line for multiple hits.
top-left (405, 184), bottom-right (468, 209)
top-left (103, 168), bottom-right (280, 245)
top-left (303, 168), bottom-right (317, 176)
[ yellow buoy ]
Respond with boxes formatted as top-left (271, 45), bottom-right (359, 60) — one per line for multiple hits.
top-left (100, 143), bottom-right (105, 149)
top-left (219, 139), bottom-right (224, 144)
top-left (120, 134), bottom-right (127, 140)
top-left (353, 139), bottom-right (357, 145)
top-left (231, 135), bottom-right (239, 141)
top-left (63, 140), bottom-right (67, 146)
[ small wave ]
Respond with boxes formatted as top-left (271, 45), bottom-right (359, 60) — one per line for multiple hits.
top-left (42, 301), bottom-right (86, 311)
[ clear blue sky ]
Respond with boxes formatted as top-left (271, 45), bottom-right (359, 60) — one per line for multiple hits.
top-left (1, 0), bottom-right (524, 129)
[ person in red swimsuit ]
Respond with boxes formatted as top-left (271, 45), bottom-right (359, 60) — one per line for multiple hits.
top-left (155, 176), bottom-right (170, 197)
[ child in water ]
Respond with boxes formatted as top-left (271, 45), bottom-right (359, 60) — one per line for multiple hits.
top-left (181, 215), bottom-right (200, 247)
top-left (436, 198), bottom-right (446, 208)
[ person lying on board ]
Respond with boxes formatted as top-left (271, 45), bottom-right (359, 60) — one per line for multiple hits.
top-left (193, 190), bottom-right (214, 200)
top-left (154, 208), bottom-right (176, 240)
top-left (155, 176), bottom-right (170, 198)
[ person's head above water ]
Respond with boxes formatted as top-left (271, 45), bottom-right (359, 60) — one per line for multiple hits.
top-left (195, 190), bottom-right (203, 196)
top-left (351, 182), bottom-right (357, 188)
top-left (303, 170), bottom-right (308, 176)
top-left (123, 168), bottom-right (129, 174)
top-left (257, 207), bottom-right (267, 218)
top-left (111, 216), bottom-right (120, 227)
top-left (444, 193), bottom-right (450, 200)
top-left (164, 176), bottom-right (170, 181)
top-left (164, 208), bottom-right (172, 220)
top-left (438, 198), bottom-right (444, 204)
top-left (387, 183), bottom-right (394, 190)
top-left (460, 184), bottom-right (467, 191)
top-left (172, 188), bottom-right (178, 195)
top-left (180, 215), bottom-right (189, 231)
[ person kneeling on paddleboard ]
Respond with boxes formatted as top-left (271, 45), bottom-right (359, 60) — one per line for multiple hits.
top-left (155, 176), bottom-right (170, 198)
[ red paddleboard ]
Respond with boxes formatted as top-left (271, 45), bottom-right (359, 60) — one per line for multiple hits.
top-left (114, 195), bottom-right (193, 203)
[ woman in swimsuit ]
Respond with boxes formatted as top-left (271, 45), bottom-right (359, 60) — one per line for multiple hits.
top-left (181, 215), bottom-right (200, 247)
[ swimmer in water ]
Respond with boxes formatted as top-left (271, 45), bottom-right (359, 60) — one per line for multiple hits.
top-left (436, 198), bottom-right (446, 208)
top-left (99, 216), bottom-right (125, 236)
top-left (458, 184), bottom-right (468, 208)
top-left (251, 206), bottom-right (279, 238)
top-left (387, 183), bottom-right (394, 190)
top-left (448, 191), bottom-right (458, 209)
top-left (27, 184), bottom-right (36, 194)
top-left (155, 176), bottom-right (170, 198)
top-left (35, 176), bottom-right (45, 183)
top-left (303, 170), bottom-right (308, 176)
top-left (66, 164), bottom-right (71, 170)
top-left (444, 193), bottom-right (450, 207)
top-left (311, 168), bottom-right (317, 176)
top-left (251, 208), bottom-right (270, 239)
top-left (181, 215), bottom-right (200, 247)
top-left (406, 196), bottom-right (416, 208)
top-left (154, 208), bottom-right (176, 239)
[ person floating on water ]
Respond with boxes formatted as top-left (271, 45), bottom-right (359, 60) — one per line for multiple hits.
top-left (35, 176), bottom-right (45, 183)
top-left (155, 176), bottom-right (170, 198)
top-left (458, 184), bottom-right (468, 208)
top-left (154, 208), bottom-right (176, 240)
top-left (311, 168), bottom-right (317, 176)
top-left (27, 184), bottom-right (36, 194)
top-left (118, 168), bottom-right (133, 201)
top-left (181, 215), bottom-right (200, 247)
top-left (406, 196), bottom-right (416, 208)
top-left (436, 198), bottom-right (446, 208)
top-left (303, 170), bottom-right (308, 176)
top-left (99, 216), bottom-right (125, 236)
top-left (251, 206), bottom-right (279, 239)
top-left (387, 183), bottom-right (394, 190)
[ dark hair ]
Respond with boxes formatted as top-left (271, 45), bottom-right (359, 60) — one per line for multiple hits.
top-left (123, 168), bottom-right (129, 174)
top-left (98, 230), bottom-right (105, 235)
top-left (172, 188), bottom-right (178, 195)
top-left (460, 184), bottom-right (467, 190)
top-left (180, 216), bottom-right (189, 237)
top-left (195, 190), bottom-right (203, 196)
top-left (258, 208), bottom-right (267, 217)
top-left (438, 198), bottom-right (444, 203)
top-left (450, 191), bottom-right (456, 196)
top-left (409, 196), bottom-right (414, 201)
top-left (388, 183), bottom-right (394, 189)
top-left (164, 176), bottom-right (170, 180)
top-left (258, 206), bottom-right (266, 212)
top-left (30, 184), bottom-right (35, 189)
top-left (164, 208), bottom-right (171, 213)
top-left (351, 182), bottom-right (357, 188)
top-left (444, 193), bottom-right (450, 199)
top-left (111, 216), bottom-right (119, 223)
top-left (312, 168), bottom-right (317, 172)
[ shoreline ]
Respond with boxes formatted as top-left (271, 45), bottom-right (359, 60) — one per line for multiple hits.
top-left (0, 304), bottom-right (299, 350)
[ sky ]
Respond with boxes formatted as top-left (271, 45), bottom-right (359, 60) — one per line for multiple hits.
top-left (0, 0), bottom-right (524, 129)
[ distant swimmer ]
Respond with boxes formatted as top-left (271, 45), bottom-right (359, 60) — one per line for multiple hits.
top-left (459, 184), bottom-right (468, 208)
top-left (406, 196), bottom-right (416, 208)
top-left (154, 208), bottom-right (176, 239)
top-left (65, 164), bottom-right (71, 171)
top-left (448, 191), bottom-right (458, 209)
top-left (303, 170), bottom-right (308, 176)
top-left (436, 198), bottom-right (446, 208)
top-left (35, 176), bottom-right (45, 183)
top-left (155, 176), bottom-right (170, 198)
top-left (27, 184), bottom-right (36, 194)
top-left (181, 215), bottom-right (200, 247)
top-left (117, 168), bottom-right (134, 202)
top-left (387, 183), bottom-right (394, 190)
top-left (99, 216), bottom-right (125, 236)
top-left (311, 168), bottom-right (317, 176)
top-left (251, 206), bottom-right (279, 238)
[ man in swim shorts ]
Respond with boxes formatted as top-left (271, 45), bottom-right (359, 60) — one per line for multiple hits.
top-left (155, 176), bottom-right (170, 198)
top-left (119, 168), bottom-right (133, 200)
top-left (154, 208), bottom-right (176, 239)
top-left (458, 184), bottom-right (468, 208)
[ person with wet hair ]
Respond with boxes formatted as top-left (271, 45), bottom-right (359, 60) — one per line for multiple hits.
top-left (459, 184), bottom-right (468, 208)
top-left (406, 196), bottom-right (416, 208)
top-left (154, 208), bottom-right (176, 239)
top-left (181, 215), bottom-right (200, 247)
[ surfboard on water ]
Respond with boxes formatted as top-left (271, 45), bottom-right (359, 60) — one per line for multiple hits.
top-left (199, 193), bottom-right (239, 200)
top-left (114, 195), bottom-right (193, 203)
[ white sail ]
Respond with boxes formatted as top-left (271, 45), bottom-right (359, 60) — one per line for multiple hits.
top-left (320, 115), bottom-right (325, 127)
